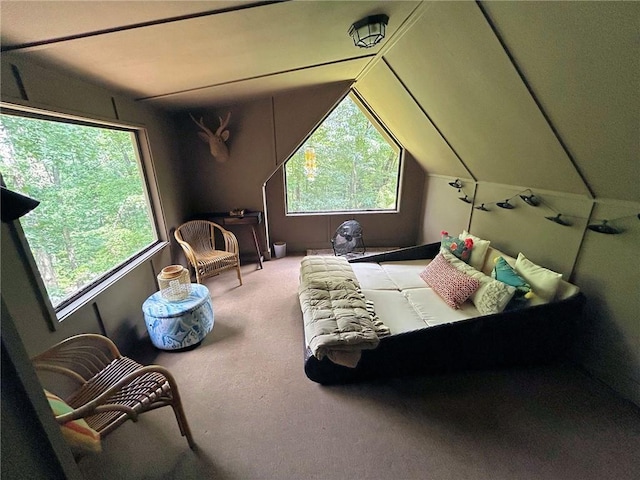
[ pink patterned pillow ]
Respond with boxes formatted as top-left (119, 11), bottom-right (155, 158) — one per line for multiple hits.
top-left (419, 253), bottom-right (480, 309)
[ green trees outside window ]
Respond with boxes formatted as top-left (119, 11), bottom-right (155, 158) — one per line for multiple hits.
top-left (0, 113), bottom-right (156, 309)
top-left (285, 93), bottom-right (401, 214)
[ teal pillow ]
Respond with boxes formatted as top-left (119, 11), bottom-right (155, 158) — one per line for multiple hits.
top-left (491, 257), bottom-right (532, 309)
top-left (440, 231), bottom-right (473, 263)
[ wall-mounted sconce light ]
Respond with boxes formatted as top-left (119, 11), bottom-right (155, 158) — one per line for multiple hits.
top-left (448, 178), bottom-right (473, 204)
top-left (545, 213), bottom-right (571, 226)
top-left (587, 220), bottom-right (620, 235)
top-left (496, 199), bottom-right (515, 209)
top-left (520, 194), bottom-right (540, 206)
top-left (586, 213), bottom-right (639, 235)
top-left (474, 203), bottom-right (489, 211)
top-left (448, 179), bottom-right (463, 189)
top-left (348, 14), bottom-right (389, 49)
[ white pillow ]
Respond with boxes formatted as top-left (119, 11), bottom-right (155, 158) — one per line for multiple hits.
top-left (459, 230), bottom-right (491, 271)
top-left (514, 253), bottom-right (562, 303)
top-left (441, 249), bottom-right (515, 315)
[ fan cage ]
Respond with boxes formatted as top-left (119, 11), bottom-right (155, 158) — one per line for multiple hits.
top-left (331, 220), bottom-right (366, 257)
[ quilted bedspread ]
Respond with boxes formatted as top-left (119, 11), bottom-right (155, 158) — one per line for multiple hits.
top-left (298, 256), bottom-right (383, 367)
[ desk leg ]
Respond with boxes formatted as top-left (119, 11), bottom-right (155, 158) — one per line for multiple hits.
top-left (251, 226), bottom-right (264, 269)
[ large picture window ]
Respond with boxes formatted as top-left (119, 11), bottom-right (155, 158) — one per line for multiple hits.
top-left (284, 92), bottom-right (402, 214)
top-left (0, 110), bottom-right (158, 312)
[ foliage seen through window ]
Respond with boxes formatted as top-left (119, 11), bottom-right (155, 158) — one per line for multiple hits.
top-left (285, 94), bottom-right (401, 214)
top-left (0, 113), bottom-right (156, 309)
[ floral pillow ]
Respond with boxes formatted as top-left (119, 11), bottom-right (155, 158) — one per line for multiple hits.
top-left (459, 230), bottom-right (490, 271)
top-left (441, 249), bottom-right (515, 315)
top-left (419, 253), bottom-right (480, 309)
top-left (440, 231), bottom-right (473, 263)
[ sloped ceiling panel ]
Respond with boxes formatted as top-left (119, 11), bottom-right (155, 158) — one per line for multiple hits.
top-left (482, 1), bottom-right (639, 203)
top-left (0, 1), bottom-right (245, 47)
top-left (355, 61), bottom-right (469, 178)
top-left (9, 1), bottom-right (419, 103)
top-left (152, 59), bottom-right (368, 110)
top-left (384, 1), bottom-right (590, 196)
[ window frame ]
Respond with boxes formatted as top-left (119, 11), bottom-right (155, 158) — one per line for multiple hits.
top-left (283, 91), bottom-right (404, 216)
top-left (0, 103), bottom-right (167, 325)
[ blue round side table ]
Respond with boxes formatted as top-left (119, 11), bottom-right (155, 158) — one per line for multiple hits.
top-left (142, 283), bottom-right (214, 350)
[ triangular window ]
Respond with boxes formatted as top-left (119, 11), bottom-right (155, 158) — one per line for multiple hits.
top-left (284, 92), bottom-right (401, 214)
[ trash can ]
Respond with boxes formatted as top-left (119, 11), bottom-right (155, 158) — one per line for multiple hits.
top-left (273, 241), bottom-right (287, 258)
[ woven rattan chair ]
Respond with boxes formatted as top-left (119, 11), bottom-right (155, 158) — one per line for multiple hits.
top-left (32, 334), bottom-right (195, 449)
top-left (175, 220), bottom-right (243, 286)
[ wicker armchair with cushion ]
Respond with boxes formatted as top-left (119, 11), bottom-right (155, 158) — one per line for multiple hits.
top-left (175, 220), bottom-right (243, 286)
top-left (32, 334), bottom-right (195, 451)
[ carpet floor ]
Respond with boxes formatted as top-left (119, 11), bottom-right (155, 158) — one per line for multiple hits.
top-left (77, 254), bottom-right (640, 480)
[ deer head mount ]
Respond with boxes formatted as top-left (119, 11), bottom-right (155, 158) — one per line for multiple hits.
top-left (190, 112), bottom-right (231, 163)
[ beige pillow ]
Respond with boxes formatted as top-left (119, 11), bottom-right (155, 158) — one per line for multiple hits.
top-left (514, 253), bottom-right (562, 302)
top-left (459, 230), bottom-right (491, 271)
top-left (441, 250), bottom-right (515, 315)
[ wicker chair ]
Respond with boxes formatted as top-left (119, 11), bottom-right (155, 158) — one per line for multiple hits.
top-left (32, 334), bottom-right (195, 449)
top-left (174, 220), bottom-right (243, 286)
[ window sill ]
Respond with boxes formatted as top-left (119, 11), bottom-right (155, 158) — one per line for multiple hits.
top-left (286, 210), bottom-right (399, 217)
top-left (56, 241), bottom-right (169, 322)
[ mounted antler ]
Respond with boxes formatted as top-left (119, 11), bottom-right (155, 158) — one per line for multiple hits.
top-left (190, 112), bottom-right (231, 163)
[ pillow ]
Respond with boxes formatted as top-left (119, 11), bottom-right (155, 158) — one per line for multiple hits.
top-left (492, 256), bottom-right (532, 309)
top-left (44, 390), bottom-right (101, 454)
top-left (473, 279), bottom-right (517, 315)
top-left (441, 249), bottom-right (515, 315)
top-left (440, 231), bottom-right (473, 263)
top-left (514, 253), bottom-right (562, 303)
top-left (459, 230), bottom-right (490, 271)
top-left (419, 253), bottom-right (480, 309)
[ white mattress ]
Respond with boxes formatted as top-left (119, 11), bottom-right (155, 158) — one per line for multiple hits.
top-left (380, 260), bottom-right (431, 290)
top-left (352, 256), bottom-right (576, 338)
top-left (402, 288), bottom-right (478, 327)
top-left (350, 263), bottom-right (398, 290)
top-left (351, 259), bottom-right (432, 290)
top-left (354, 259), bottom-right (482, 336)
top-left (361, 288), bottom-right (477, 335)
top-left (359, 289), bottom-right (427, 334)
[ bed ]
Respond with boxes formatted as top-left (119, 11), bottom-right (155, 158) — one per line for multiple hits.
top-left (299, 235), bottom-right (585, 385)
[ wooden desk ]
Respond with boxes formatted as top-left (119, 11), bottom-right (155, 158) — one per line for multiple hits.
top-left (200, 212), bottom-right (264, 269)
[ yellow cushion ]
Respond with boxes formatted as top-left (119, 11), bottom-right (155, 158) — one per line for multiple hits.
top-left (44, 390), bottom-right (101, 453)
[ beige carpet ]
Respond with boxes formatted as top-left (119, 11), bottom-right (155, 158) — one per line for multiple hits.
top-left (77, 254), bottom-right (640, 480)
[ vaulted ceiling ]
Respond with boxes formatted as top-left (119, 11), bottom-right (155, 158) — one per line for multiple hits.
top-left (1, 1), bottom-right (638, 202)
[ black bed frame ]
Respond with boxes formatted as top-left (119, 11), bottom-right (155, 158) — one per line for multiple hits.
top-left (303, 243), bottom-right (586, 385)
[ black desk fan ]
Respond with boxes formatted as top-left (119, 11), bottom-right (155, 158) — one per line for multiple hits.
top-left (331, 220), bottom-right (365, 256)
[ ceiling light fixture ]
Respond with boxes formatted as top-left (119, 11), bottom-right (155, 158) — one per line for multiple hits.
top-left (348, 14), bottom-right (389, 49)
top-left (448, 179), bottom-right (463, 189)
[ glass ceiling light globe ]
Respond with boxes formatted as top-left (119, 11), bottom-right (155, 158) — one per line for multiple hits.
top-left (348, 14), bottom-right (389, 49)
